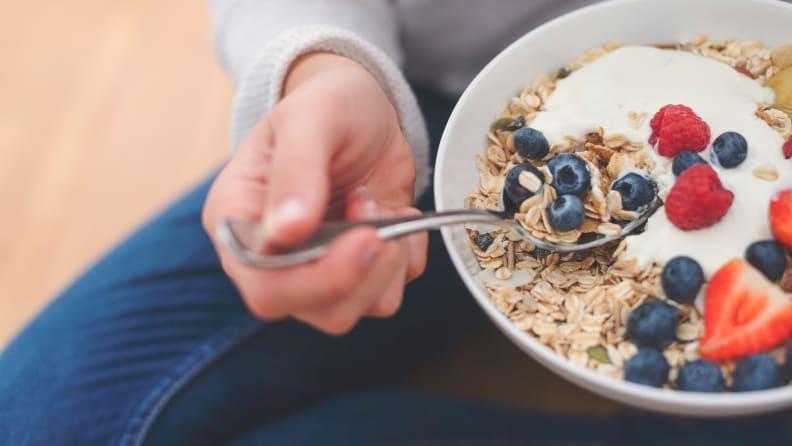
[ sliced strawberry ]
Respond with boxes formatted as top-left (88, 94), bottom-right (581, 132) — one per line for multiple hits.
top-left (700, 259), bottom-right (792, 361)
top-left (770, 189), bottom-right (792, 250)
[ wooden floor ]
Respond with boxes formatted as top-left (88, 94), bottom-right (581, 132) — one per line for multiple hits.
top-left (0, 0), bottom-right (614, 414)
top-left (0, 0), bottom-right (231, 345)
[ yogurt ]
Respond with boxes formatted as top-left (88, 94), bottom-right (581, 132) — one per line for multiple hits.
top-left (529, 46), bottom-right (790, 275)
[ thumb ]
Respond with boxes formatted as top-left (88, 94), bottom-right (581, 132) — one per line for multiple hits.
top-left (260, 103), bottom-right (341, 248)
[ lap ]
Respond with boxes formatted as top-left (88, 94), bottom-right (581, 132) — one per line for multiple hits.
top-left (0, 171), bottom-right (483, 446)
top-left (231, 391), bottom-right (792, 446)
top-left (0, 176), bottom-right (253, 445)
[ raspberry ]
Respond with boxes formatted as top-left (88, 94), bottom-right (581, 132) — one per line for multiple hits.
top-left (665, 164), bottom-right (733, 230)
top-left (783, 136), bottom-right (792, 159)
top-left (649, 104), bottom-right (711, 157)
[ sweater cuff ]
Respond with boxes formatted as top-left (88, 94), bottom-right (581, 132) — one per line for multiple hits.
top-left (229, 25), bottom-right (431, 199)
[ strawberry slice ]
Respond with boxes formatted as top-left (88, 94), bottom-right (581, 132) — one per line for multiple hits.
top-left (700, 259), bottom-right (792, 361)
top-left (770, 189), bottom-right (792, 250)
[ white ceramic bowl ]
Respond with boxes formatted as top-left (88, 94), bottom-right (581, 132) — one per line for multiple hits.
top-left (435, 0), bottom-right (792, 416)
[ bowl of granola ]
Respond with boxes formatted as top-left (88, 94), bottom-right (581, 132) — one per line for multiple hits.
top-left (434, 0), bottom-right (792, 416)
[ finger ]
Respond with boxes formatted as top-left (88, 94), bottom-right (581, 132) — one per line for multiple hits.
top-left (201, 122), bottom-right (278, 235)
top-left (261, 96), bottom-right (347, 248)
top-left (225, 226), bottom-right (383, 319)
top-left (345, 186), bottom-right (380, 222)
top-left (391, 207), bottom-right (429, 282)
top-left (366, 255), bottom-right (408, 318)
top-left (347, 197), bottom-right (414, 283)
top-left (294, 238), bottom-right (406, 334)
top-left (345, 191), bottom-right (426, 283)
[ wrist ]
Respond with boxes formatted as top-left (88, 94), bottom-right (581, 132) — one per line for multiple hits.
top-left (283, 52), bottom-right (364, 96)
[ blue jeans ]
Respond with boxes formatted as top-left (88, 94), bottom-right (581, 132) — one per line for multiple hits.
top-left (1, 87), bottom-right (791, 446)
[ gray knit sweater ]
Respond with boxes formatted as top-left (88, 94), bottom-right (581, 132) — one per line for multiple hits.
top-left (207, 0), bottom-right (600, 196)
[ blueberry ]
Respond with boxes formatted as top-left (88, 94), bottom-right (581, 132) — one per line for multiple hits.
top-left (661, 256), bottom-right (705, 304)
top-left (547, 195), bottom-right (584, 232)
top-left (503, 163), bottom-right (545, 208)
top-left (676, 360), bottom-right (726, 392)
top-left (711, 131), bottom-right (748, 168)
top-left (672, 150), bottom-right (707, 176)
top-left (531, 247), bottom-right (552, 260)
top-left (548, 153), bottom-right (591, 196)
top-left (513, 127), bottom-right (549, 160)
top-left (611, 173), bottom-right (656, 211)
top-left (626, 299), bottom-right (679, 348)
top-left (745, 240), bottom-right (788, 282)
top-left (732, 354), bottom-right (784, 392)
top-left (624, 348), bottom-right (670, 388)
top-left (475, 233), bottom-right (494, 252)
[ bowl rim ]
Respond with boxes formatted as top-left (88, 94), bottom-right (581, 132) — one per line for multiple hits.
top-left (434, 0), bottom-right (792, 415)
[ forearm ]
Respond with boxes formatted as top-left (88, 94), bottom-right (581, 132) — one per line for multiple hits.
top-left (206, 0), bottom-right (430, 198)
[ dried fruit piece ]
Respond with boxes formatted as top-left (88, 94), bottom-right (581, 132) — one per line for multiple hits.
top-left (767, 67), bottom-right (792, 116)
top-left (474, 233), bottom-right (494, 252)
top-left (771, 43), bottom-right (792, 70)
top-left (783, 136), bottom-right (792, 159)
top-left (734, 65), bottom-right (756, 79)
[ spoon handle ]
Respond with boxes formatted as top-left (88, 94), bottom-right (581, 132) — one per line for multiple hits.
top-left (217, 209), bottom-right (506, 269)
top-left (217, 199), bottom-right (661, 269)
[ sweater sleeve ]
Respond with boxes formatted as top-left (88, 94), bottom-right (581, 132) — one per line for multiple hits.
top-left (207, 0), bottom-right (431, 198)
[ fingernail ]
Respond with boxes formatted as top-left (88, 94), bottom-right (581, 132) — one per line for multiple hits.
top-left (360, 242), bottom-right (382, 268)
top-left (354, 186), bottom-right (379, 219)
top-left (265, 196), bottom-right (306, 237)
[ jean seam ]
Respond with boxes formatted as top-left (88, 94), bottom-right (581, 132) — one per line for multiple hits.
top-left (117, 319), bottom-right (265, 446)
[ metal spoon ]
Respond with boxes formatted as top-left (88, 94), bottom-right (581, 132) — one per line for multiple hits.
top-left (216, 190), bottom-right (661, 269)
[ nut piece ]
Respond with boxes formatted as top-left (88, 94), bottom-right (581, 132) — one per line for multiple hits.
top-left (607, 153), bottom-right (628, 179)
top-left (676, 322), bottom-right (701, 342)
top-left (596, 222), bottom-right (621, 237)
top-left (586, 142), bottom-right (615, 164)
top-left (495, 267), bottom-right (512, 280)
top-left (757, 107), bottom-right (792, 138)
top-left (606, 190), bottom-right (623, 213)
top-left (603, 134), bottom-right (629, 148)
top-left (518, 170), bottom-right (543, 193)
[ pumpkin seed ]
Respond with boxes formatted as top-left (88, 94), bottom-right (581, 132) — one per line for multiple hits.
top-left (490, 115), bottom-right (526, 133)
top-left (490, 117), bottom-right (513, 133)
top-left (587, 345), bottom-right (611, 364)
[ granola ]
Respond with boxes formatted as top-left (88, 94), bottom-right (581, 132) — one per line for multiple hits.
top-left (465, 36), bottom-right (792, 389)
